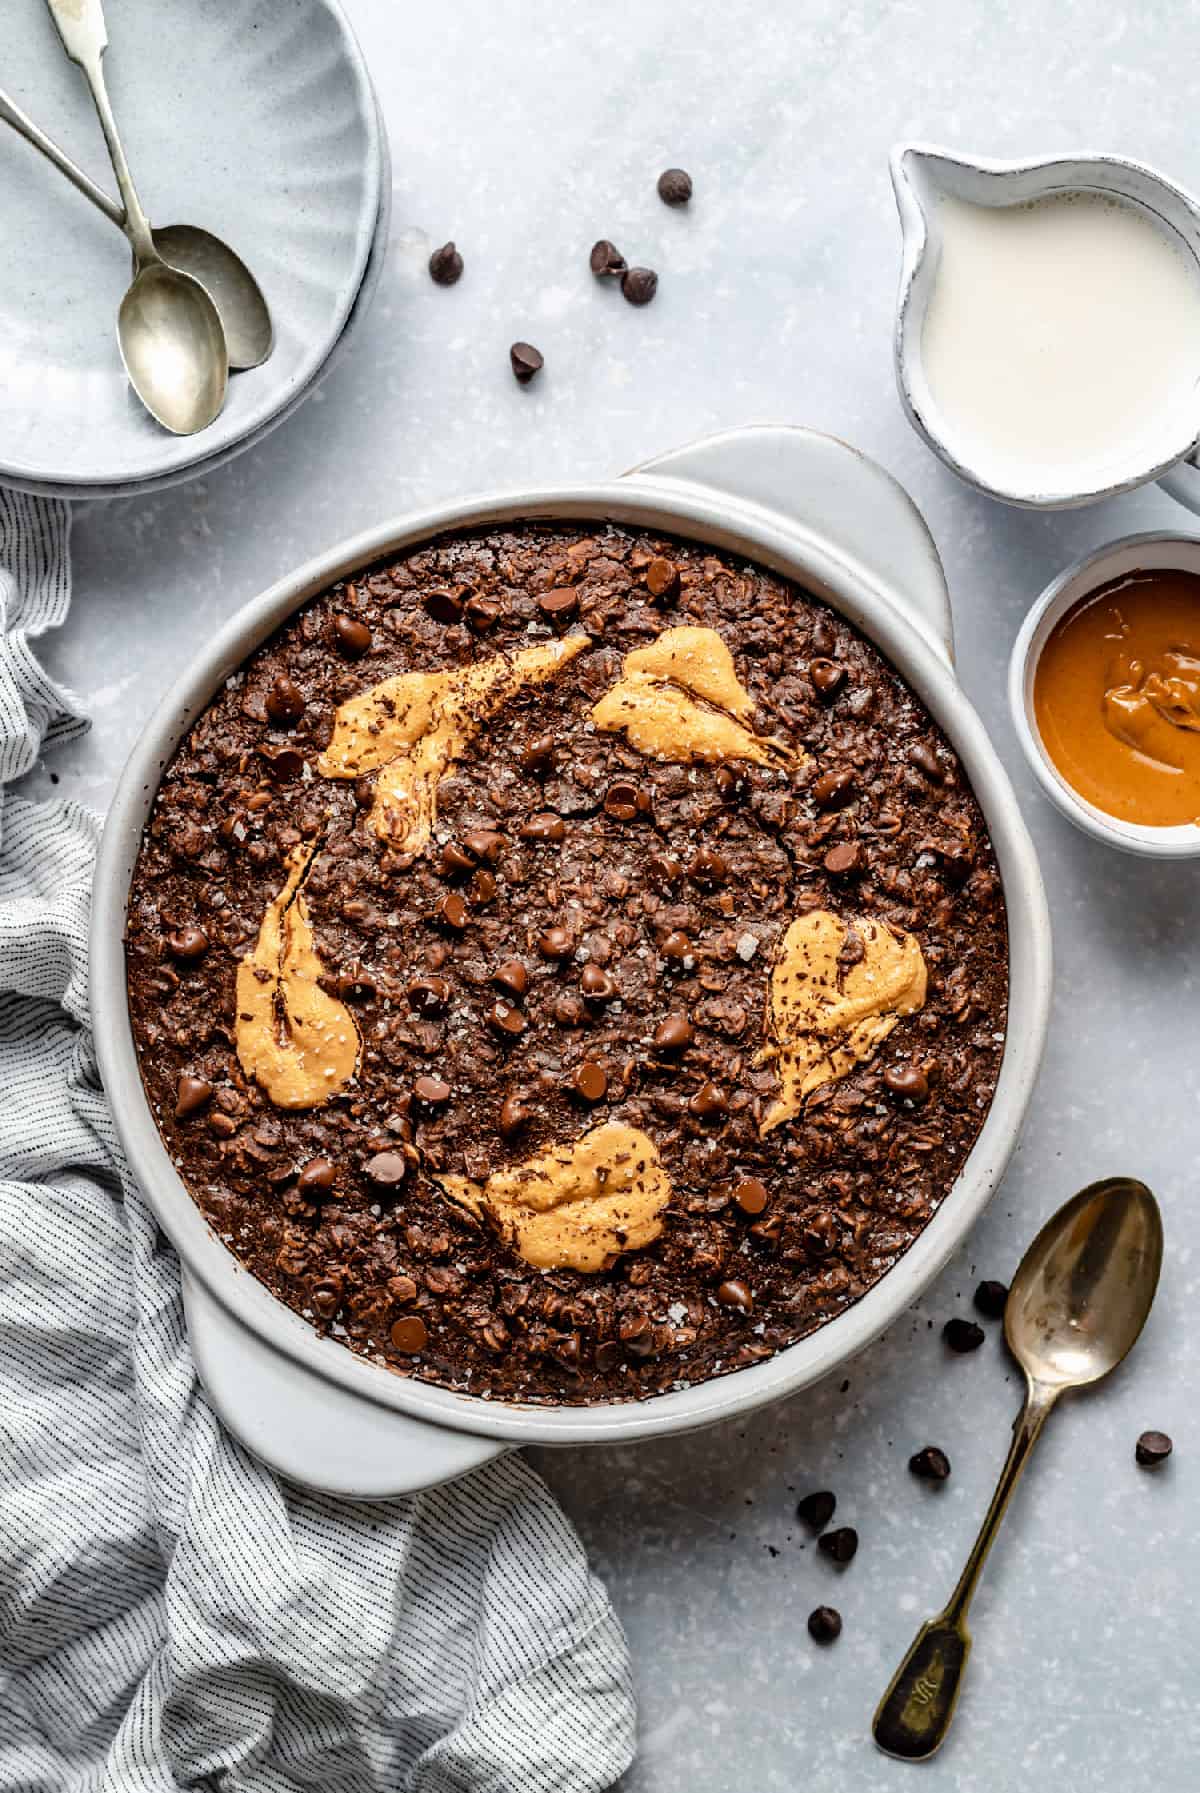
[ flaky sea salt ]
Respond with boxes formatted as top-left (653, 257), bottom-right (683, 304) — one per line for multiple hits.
top-left (736, 931), bottom-right (758, 962)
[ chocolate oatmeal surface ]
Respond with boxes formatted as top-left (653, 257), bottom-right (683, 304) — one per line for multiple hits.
top-left (125, 523), bottom-right (1008, 1404)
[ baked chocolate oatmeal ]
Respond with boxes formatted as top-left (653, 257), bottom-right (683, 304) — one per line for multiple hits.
top-left (125, 524), bottom-right (1008, 1403)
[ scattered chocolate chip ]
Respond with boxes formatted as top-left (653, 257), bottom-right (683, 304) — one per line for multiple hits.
top-left (810, 659), bottom-right (846, 698)
top-left (657, 167), bottom-right (693, 206)
top-left (909, 742), bottom-right (944, 784)
top-left (488, 999), bottom-right (527, 1038)
top-left (520, 811), bottom-right (566, 843)
top-left (581, 964), bottom-right (617, 1002)
top-left (909, 1445), bottom-right (951, 1482)
top-left (645, 556), bottom-right (678, 598)
top-left (653, 1013), bottom-right (693, 1053)
top-left (570, 1060), bottom-right (608, 1103)
top-left (818, 1526), bottom-right (858, 1565)
top-left (539, 586), bottom-right (579, 621)
top-left (648, 852), bottom-right (683, 885)
top-left (391, 1314), bottom-right (428, 1353)
top-left (332, 613), bottom-right (372, 658)
top-left (428, 241), bottom-right (463, 286)
top-left (297, 1157), bottom-right (337, 1197)
top-left (408, 974), bottom-right (450, 1014)
top-left (498, 1090), bottom-right (530, 1137)
top-left (714, 765), bottom-right (749, 803)
top-left (733, 1177), bottom-right (769, 1217)
top-left (413, 1075), bottom-right (451, 1106)
top-left (521, 735), bottom-right (556, 775)
top-left (621, 266), bottom-right (658, 306)
top-left (436, 892), bottom-right (470, 931)
top-left (823, 841), bottom-right (864, 879)
top-left (470, 869), bottom-right (498, 905)
top-left (660, 929), bottom-right (693, 961)
top-left (802, 1210), bottom-right (839, 1257)
top-left (883, 1063), bottom-right (929, 1104)
top-left (974, 1279), bottom-right (1009, 1321)
top-left (259, 743), bottom-right (303, 782)
top-left (538, 926), bottom-right (574, 959)
top-left (166, 926), bottom-right (209, 961)
top-left (510, 341), bottom-right (544, 384)
top-left (365, 1151), bottom-right (408, 1188)
top-left (464, 828), bottom-right (504, 863)
top-left (465, 594), bottom-right (501, 631)
top-left (265, 675), bottom-right (305, 727)
top-left (174, 1074), bottom-right (213, 1120)
top-left (603, 780), bottom-right (646, 822)
top-left (423, 588), bottom-right (464, 625)
top-left (716, 1278), bottom-right (753, 1311)
top-left (688, 846), bottom-right (727, 886)
top-left (807, 1605), bottom-right (842, 1645)
top-left (590, 238), bottom-right (627, 278)
top-left (811, 768), bottom-right (857, 811)
top-left (440, 841), bottom-right (476, 877)
top-left (493, 959), bottom-right (529, 999)
top-left (797, 1490), bottom-right (837, 1531)
top-left (690, 1081), bottom-right (727, 1119)
top-left (1135, 1429), bottom-right (1173, 1468)
top-left (943, 1317), bottom-right (985, 1353)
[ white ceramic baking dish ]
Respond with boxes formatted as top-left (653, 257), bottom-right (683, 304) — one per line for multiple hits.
top-left (90, 426), bottom-right (1052, 1496)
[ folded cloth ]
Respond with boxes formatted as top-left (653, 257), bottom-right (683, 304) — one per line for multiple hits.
top-left (0, 492), bottom-right (636, 1793)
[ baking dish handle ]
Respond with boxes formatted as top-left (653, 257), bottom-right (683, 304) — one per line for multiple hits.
top-left (624, 425), bottom-right (955, 668)
top-left (183, 1271), bottom-right (509, 1498)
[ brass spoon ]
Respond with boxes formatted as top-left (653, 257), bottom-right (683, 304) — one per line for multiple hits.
top-left (873, 1177), bottom-right (1163, 1762)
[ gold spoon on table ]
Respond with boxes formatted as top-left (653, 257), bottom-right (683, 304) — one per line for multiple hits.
top-left (873, 1177), bottom-right (1163, 1762)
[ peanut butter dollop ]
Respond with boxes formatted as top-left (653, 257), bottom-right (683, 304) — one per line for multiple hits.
top-left (1104, 648), bottom-right (1200, 754)
top-left (235, 844), bottom-right (360, 1109)
top-left (317, 635), bottom-right (590, 853)
top-left (756, 910), bottom-right (927, 1134)
top-left (591, 626), bottom-right (799, 765)
top-left (437, 1123), bottom-right (671, 1272)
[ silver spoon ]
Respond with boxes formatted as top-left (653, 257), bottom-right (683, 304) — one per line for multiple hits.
top-left (44, 0), bottom-right (227, 435)
top-left (0, 85), bottom-right (272, 371)
top-left (873, 1176), bottom-right (1163, 1761)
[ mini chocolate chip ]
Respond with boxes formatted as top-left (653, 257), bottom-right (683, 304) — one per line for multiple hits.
top-left (660, 930), bottom-right (693, 961)
top-left (714, 765), bottom-right (749, 803)
top-left (297, 1156), bottom-right (337, 1196)
top-left (690, 1081), bottom-right (726, 1119)
top-left (408, 974), bottom-right (450, 1014)
top-left (365, 1151), bottom-right (408, 1188)
top-left (493, 959), bottom-right (529, 999)
top-left (488, 999), bottom-right (527, 1038)
top-left (621, 266), bottom-right (658, 306)
top-left (538, 586), bottom-right (578, 620)
top-left (943, 1317), bottom-right (985, 1353)
top-left (265, 674), bottom-right (305, 726)
top-left (423, 588), bottom-right (464, 624)
top-left (521, 735), bottom-right (556, 775)
top-left (749, 1214), bottom-right (783, 1245)
top-left (440, 841), bottom-right (476, 877)
top-left (974, 1279), bottom-right (1009, 1321)
top-left (413, 1075), bottom-right (451, 1106)
top-left (470, 869), bottom-right (498, 904)
top-left (818, 1526), bottom-right (858, 1565)
top-left (259, 742), bottom-right (303, 782)
top-left (648, 852), bottom-right (683, 885)
top-left (688, 846), bottom-right (727, 886)
top-left (807, 1606), bottom-right (842, 1645)
top-left (428, 241), bottom-right (463, 286)
top-left (823, 840), bottom-right (864, 879)
top-left (538, 926), bottom-right (574, 958)
top-left (810, 658), bottom-right (847, 698)
top-left (811, 767), bottom-right (856, 810)
top-left (645, 556), bottom-right (678, 598)
top-left (590, 238), bottom-right (627, 278)
top-left (570, 1060), bottom-right (608, 1102)
top-left (909, 1445), bottom-right (951, 1482)
top-left (603, 780), bottom-right (645, 822)
top-left (581, 964), bottom-right (617, 1002)
top-left (436, 892), bottom-right (470, 931)
top-left (166, 926), bottom-right (209, 961)
top-left (1135, 1429), bottom-right (1173, 1468)
top-left (174, 1074), bottom-right (213, 1120)
top-left (463, 828), bottom-right (504, 863)
top-left (733, 1177), bottom-right (769, 1217)
top-left (498, 1090), bottom-right (530, 1137)
top-left (333, 613), bottom-right (372, 658)
top-left (797, 1489), bottom-right (837, 1531)
top-left (520, 811), bottom-right (566, 843)
top-left (653, 1013), bottom-right (693, 1053)
top-left (909, 742), bottom-right (945, 783)
top-left (465, 594), bottom-right (501, 630)
top-left (716, 1278), bottom-right (753, 1311)
top-left (510, 341), bottom-right (544, 384)
top-left (390, 1314), bottom-right (428, 1353)
top-left (884, 1063), bottom-right (929, 1104)
top-left (657, 166), bottom-right (693, 205)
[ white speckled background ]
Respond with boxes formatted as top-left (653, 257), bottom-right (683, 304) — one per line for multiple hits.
top-left (18, 0), bottom-right (1199, 1784)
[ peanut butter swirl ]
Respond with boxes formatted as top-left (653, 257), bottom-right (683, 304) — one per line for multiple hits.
top-left (437, 1123), bottom-right (671, 1272)
top-left (318, 635), bottom-right (591, 854)
top-left (235, 843), bottom-right (360, 1109)
top-left (757, 910), bottom-right (927, 1134)
top-left (590, 626), bottom-right (800, 765)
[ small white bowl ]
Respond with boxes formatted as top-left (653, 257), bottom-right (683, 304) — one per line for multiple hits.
top-left (1009, 532), bottom-right (1200, 857)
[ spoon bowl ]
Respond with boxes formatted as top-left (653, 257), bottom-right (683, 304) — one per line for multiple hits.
top-left (117, 261), bottom-right (227, 435)
top-left (140, 224), bottom-right (272, 371)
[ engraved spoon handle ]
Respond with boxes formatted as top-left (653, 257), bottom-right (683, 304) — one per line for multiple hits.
top-left (0, 83), bottom-right (123, 226)
top-left (44, 0), bottom-right (156, 262)
top-left (872, 1379), bottom-right (1058, 1761)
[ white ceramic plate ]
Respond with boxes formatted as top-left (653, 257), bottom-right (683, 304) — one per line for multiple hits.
top-left (0, 0), bottom-right (381, 492)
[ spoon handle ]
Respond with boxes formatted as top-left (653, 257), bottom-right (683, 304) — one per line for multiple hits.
top-left (0, 85), bottom-right (123, 227)
top-left (44, 0), bottom-right (156, 263)
top-left (872, 1379), bottom-right (1058, 1760)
